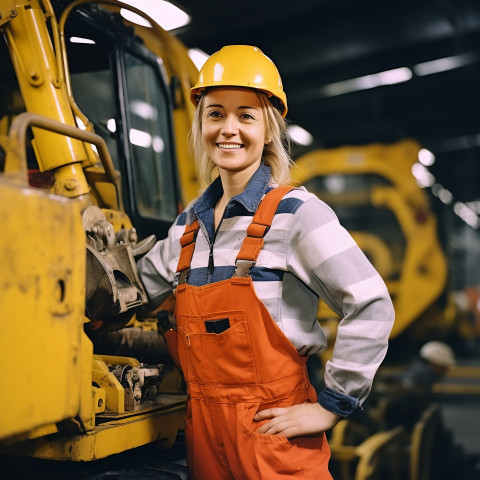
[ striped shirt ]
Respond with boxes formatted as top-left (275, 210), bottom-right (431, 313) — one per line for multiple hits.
top-left (137, 162), bottom-right (395, 417)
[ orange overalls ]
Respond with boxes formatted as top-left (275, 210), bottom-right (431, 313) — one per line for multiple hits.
top-left (172, 186), bottom-right (332, 479)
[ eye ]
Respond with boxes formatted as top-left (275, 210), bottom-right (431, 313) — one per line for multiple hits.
top-left (240, 112), bottom-right (255, 120)
top-left (206, 110), bottom-right (222, 118)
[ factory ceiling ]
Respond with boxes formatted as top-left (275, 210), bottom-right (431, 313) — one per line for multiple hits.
top-left (173, 0), bottom-right (480, 204)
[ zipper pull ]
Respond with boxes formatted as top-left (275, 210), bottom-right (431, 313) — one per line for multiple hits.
top-left (208, 245), bottom-right (214, 274)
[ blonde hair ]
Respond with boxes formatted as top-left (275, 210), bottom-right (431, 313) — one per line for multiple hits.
top-left (188, 90), bottom-right (292, 190)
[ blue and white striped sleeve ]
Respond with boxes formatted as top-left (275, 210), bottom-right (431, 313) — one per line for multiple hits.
top-left (286, 193), bottom-right (395, 415)
top-left (136, 212), bottom-right (187, 310)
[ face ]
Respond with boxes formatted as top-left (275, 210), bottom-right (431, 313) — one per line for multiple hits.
top-left (201, 87), bottom-right (267, 179)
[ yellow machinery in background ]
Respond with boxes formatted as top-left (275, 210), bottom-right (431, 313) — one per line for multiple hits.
top-left (292, 141), bottom-right (480, 480)
top-left (291, 140), bottom-right (455, 361)
top-left (0, 0), bottom-right (199, 464)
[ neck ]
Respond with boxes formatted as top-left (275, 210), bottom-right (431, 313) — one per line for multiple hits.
top-left (218, 160), bottom-right (261, 203)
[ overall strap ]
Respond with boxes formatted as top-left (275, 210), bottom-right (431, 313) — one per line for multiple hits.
top-left (234, 185), bottom-right (295, 278)
top-left (174, 219), bottom-right (200, 287)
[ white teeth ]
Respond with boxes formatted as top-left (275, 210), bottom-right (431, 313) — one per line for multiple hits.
top-left (218, 143), bottom-right (242, 149)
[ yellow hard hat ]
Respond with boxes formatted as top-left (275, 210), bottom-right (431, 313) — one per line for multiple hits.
top-left (190, 45), bottom-right (288, 117)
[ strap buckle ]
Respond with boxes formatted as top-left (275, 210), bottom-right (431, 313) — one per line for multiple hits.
top-left (173, 269), bottom-right (190, 288)
top-left (232, 259), bottom-right (256, 278)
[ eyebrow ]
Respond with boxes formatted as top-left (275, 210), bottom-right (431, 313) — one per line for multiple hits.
top-left (205, 104), bottom-right (260, 110)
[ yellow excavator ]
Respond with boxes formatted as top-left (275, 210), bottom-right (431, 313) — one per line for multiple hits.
top-left (0, 0), bottom-right (199, 467)
top-left (291, 140), bottom-right (456, 362)
top-left (292, 141), bottom-right (480, 480)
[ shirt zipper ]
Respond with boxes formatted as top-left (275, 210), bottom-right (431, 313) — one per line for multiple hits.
top-left (208, 217), bottom-right (224, 276)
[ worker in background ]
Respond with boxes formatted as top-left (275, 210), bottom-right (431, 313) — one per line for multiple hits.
top-left (399, 341), bottom-right (455, 387)
top-left (137, 45), bottom-right (395, 479)
top-left (376, 340), bottom-right (456, 430)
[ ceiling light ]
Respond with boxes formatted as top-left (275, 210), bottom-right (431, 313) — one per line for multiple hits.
top-left (431, 183), bottom-right (453, 204)
top-left (130, 100), bottom-right (158, 120)
top-left (324, 175), bottom-right (346, 194)
top-left (287, 125), bottom-right (314, 146)
top-left (188, 48), bottom-right (210, 70)
top-left (106, 119), bottom-right (116, 133)
top-left (129, 128), bottom-right (152, 148)
top-left (69, 36), bottom-right (95, 44)
top-left (120, 0), bottom-right (190, 31)
top-left (152, 136), bottom-right (165, 153)
top-left (412, 162), bottom-right (435, 188)
top-left (466, 201), bottom-right (480, 215)
top-left (418, 148), bottom-right (435, 166)
top-left (453, 202), bottom-right (480, 229)
top-left (321, 67), bottom-right (412, 97)
top-left (414, 53), bottom-right (478, 76)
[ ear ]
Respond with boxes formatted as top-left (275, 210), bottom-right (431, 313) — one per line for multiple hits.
top-left (265, 137), bottom-right (272, 145)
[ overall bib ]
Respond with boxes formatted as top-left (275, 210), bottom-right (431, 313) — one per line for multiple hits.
top-left (173, 186), bottom-right (332, 480)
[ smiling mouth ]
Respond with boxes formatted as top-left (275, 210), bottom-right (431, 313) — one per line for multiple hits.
top-left (217, 143), bottom-right (243, 150)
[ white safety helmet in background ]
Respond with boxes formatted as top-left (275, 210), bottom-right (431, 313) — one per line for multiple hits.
top-left (420, 341), bottom-right (456, 368)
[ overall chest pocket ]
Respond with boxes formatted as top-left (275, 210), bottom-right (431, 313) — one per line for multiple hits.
top-left (177, 310), bottom-right (257, 386)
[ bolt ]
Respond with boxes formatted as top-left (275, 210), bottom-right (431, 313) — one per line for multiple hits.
top-left (64, 179), bottom-right (77, 191)
top-left (10, 9), bottom-right (17, 18)
top-left (98, 398), bottom-right (103, 408)
top-left (128, 229), bottom-right (138, 242)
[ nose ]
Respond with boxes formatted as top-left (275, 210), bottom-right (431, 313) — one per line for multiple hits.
top-left (221, 113), bottom-right (238, 137)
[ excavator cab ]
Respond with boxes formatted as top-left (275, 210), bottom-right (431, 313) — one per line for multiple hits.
top-left (0, 0), bottom-right (198, 463)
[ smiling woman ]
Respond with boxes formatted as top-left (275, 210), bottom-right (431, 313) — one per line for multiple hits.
top-left (201, 87), bottom-right (269, 228)
top-left (189, 46), bottom-right (291, 191)
top-left (203, 89), bottom-right (265, 176)
top-left (137, 45), bottom-right (395, 480)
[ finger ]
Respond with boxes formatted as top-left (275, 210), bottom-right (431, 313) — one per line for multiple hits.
top-left (257, 421), bottom-right (282, 435)
top-left (256, 422), bottom-right (270, 434)
top-left (254, 407), bottom-right (286, 421)
top-left (256, 418), bottom-right (290, 435)
top-left (262, 423), bottom-right (288, 435)
top-left (278, 426), bottom-right (300, 439)
top-left (256, 414), bottom-right (282, 433)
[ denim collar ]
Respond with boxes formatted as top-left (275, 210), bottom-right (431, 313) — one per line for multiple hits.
top-left (192, 161), bottom-right (272, 216)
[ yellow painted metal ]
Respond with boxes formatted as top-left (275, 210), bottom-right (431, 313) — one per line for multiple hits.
top-left (0, 0), bottom-right (193, 462)
top-left (79, 329), bottom-right (96, 432)
top-left (329, 425), bottom-right (405, 480)
top-left (94, 354), bottom-right (140, 368)
top-left (101, 209), bottom-right (133, 231)
top-left (4, 112), bottom-right (122, 209)
top-left (0, 177), bottom-right (85, 441)
top-left (0, 0), bottom-right (92, 197)
top-left (92, 358), bottom-right (125, 414)
top-left (0, 0), bottom-right (15, 28)
top-left (92, 386), bottom-right (106, 414)
top-left (292, 140), bottom-right (449, 340)
top-left (83, 166), bottom-right (121, 210)
top-left (409, 405), bottom-right (441, 480)
top-left (3, 397), bottom-right (186, 461)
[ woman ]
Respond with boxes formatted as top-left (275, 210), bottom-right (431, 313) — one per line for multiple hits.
top-left (138, 45), bottom-right (395, 479)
